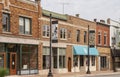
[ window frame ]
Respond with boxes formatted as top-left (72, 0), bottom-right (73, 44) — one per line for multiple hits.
top-left (2, 13), bottom-right (10, 32)
top-left (98, 32), bottom-right (101, 45)
top-left (104, 32), bottom-right (107, 45)
top-left (76, 30), bottom-right (80, 42)
top-left (84, 31), bottom-right (87, 43)
top-left (60, 28), bottom-right (67, 39)
top-left (42, 25), bottom-right (50, 37)
top-left (19, 16), bottom-right (32, 35)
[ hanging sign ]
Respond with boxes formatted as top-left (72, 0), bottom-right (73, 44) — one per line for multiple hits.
top-left (52, 21), bottom-right (58, 43)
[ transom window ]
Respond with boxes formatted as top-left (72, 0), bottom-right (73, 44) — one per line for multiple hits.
top-left (60, 28), bottom-right (67, 39)
top-left (43, 25), bottom-right (50, 37)
top-left (19, 17), bottom-right (31, 35)
top-left (2, 13), bottom-right (10, 32)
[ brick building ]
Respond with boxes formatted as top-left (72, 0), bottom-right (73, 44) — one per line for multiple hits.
top-left (39, 9), bottom-right (99, 74)
top-left (95, 19), bottom-right (111, 71)
top-left (0, 0), bottom-right (113, 76)
top-left (0, 0), bottom-right (41, 75)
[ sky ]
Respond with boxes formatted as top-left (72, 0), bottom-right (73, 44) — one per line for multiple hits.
top-left (41, 0), bottom-right (120, 21)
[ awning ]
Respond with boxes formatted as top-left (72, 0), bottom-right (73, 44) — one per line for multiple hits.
top-left (73, 46), bottom-right (99, 56)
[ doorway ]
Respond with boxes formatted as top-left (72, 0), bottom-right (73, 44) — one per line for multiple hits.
top-left (68, 57), bottom-right (71, 72)
top-left (9, 52), bottom-right (17, 75)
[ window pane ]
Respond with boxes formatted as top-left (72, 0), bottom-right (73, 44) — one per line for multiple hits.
top-left (0, 54), bottom-right (4, 68)
top-left (19, 17), bottom-right (24, 34)
top-left (30, 46), bottom-right (38, 69)
top-left (25, 18), bottom-right (30, 34)
top-left (2, 13), bottom-right (10, 32)
top-left (0, 43), bottom-right (5, 52)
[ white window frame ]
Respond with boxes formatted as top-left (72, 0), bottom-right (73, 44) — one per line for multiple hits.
top-left (60, 28), bottom-right (67, 39)
top-left (42, 25), bottom-right (50, 37)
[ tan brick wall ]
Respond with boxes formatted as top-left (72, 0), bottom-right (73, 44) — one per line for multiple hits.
top-left (40, 16), bottom-right (96, 45)
top-left (66, 45), bottom-right (73, 69)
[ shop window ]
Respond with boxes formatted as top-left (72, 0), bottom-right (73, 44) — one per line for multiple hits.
top-left (100, 56), bottom-right (107, 68)
top-left (20, 45), bottom-right (38, 75)
top-left (53, 48), bottom-right (57, 68)
top-left (2, 13), bottom-right (10, 32)
top-left (80, 55), bottom-right (84, 66)
top-left (91, 56), bottom-right (95, 66)
top-left (73, 55), bottom-right (78, 67)
top-left (59, 48), bottom-right (66, 68)
top-left (60, 28), bottom-right (67, 39)
top-left (42, 47), bottom-right (50, 69)
top-left (0, 54), bottom-right (4, 68)
top-left (19, 17), bottom-right (31, 35)
top-left (0, 43), bottom-right (5, 52)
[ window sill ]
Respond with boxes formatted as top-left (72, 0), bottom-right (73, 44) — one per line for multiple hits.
top-left (60, 38), bottom-right (67, 40)
top-left (42, 36), bottom-right (50, 38)
top-left (2, 31), bottom-right (12, 34)
top-left (19, 34), bottom-right (32, 37)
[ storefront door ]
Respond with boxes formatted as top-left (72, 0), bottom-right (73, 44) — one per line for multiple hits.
top-left (68, 57), bottom-right (71, 72)
top-left (10, 52), bottom-right (17, 75)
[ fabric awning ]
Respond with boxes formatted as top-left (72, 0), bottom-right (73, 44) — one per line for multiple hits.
top-left (73, 46), bottom-right (99, 56)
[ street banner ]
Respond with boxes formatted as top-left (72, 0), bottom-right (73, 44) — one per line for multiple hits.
top-left (89, 30), bottom-right (95, 47)
top-left (52, 21), bottom-right (58, 43)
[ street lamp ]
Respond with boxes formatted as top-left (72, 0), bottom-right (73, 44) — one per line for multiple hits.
top-left (86, 25), bottom-right (91, 74)
top-left (47, 14), bottom-right (53, 77)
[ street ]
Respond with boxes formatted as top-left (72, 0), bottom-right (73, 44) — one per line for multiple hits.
top-left (81, 74), bottom-right (120, 77)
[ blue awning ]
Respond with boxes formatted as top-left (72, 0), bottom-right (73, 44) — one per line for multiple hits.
top-left (73, 46), bottom-right (99, 56)
top-left (73, 46), bottom-right (86, 55)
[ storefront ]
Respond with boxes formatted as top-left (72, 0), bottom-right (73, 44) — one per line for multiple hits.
top-left (72, 45), bottom-right (99, 72)
top-left (42, 47), bottom-right (67, 74)
top-left (0, 43), bottom-right (38, 75)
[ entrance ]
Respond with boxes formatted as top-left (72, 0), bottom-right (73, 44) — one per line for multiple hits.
top-left (9, 52), bottom-right (17, 75)
top-left (68, 57), bottom-right (71, 72)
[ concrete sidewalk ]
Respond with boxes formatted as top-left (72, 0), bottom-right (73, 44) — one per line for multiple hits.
top-left (6, 71), bottom-right (120, 77)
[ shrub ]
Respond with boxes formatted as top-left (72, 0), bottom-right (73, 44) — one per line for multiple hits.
top-left (0, 68), bottom-right (9, 77)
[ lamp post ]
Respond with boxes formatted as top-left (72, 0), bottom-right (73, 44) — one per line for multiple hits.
top-left (112, 37), bottom-right (116, 72)
top-left (47, 14), bottom-right (53, 77)
top-left (86, 25), bottom-right (91, 74)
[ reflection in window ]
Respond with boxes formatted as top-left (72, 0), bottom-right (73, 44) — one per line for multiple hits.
top-left (0, 54), bottom-right (4, 68)
top-left (2, 13), bottom-right (10, 32)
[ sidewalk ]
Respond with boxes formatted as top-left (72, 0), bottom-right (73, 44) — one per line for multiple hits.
top-left (6, 71), bottom-right (120, 77)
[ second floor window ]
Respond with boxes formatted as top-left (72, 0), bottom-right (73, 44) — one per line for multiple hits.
top-left (60, 28), bottom-right (67, 39)
top-left (76, 30), bottom-right (80, 42)
top-left (2, 13), bottom-right (10, 32)
top-left (84, 31), bottom-right (87, 43)
top-left (43, 25), bottom-right (50, 37)
top-left (98, 32), bottom-right (101, 44)
top-left (19, 17), bottom-right (31, 35)
top-left (104, 33), bottom-right (107, 45)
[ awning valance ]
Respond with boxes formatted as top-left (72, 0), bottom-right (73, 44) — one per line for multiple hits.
top-left (73, 46), bottom-right (99, 56)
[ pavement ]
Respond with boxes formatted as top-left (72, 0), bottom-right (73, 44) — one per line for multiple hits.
top-left (6, 71), bottom-right (120, 77)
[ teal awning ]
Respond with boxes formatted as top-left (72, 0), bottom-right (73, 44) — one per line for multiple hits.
top-left (73, 46), bottom-right (99, 56)
top-left (73, 46), bottom-right (86, 55)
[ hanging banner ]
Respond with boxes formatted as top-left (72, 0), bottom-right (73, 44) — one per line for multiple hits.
top-left (52, 21), bottom-right (58, 43)
top-left (89, 30), bottom-right (95, 47)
